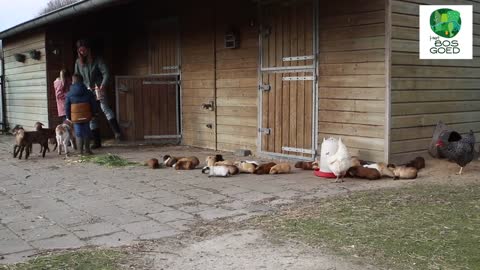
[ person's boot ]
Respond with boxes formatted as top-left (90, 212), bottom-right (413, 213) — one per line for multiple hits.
top-left (76, 137), bottom-right (84, 155)
top-left (108, 118), bottom-right (122, 142)
top-left (85, 138), bottom-right (93, 155)
top-left (91, 129), bottom-right (102, 149)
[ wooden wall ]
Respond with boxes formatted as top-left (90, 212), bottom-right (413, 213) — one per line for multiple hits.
top-left (180, 3), bottom-right (217, 149)
top-left (214, 1), bottom-right (258, 152)
top-left (318, 0), bottom-right (386, 162)
top-left (3, 31), bottom-right (48, 130)
top-left (390, 0), bottom-right (480, 163)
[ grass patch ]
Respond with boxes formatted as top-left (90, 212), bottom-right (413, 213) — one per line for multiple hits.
top-left (79, 154), bottom-right (139, 167)
top-left (260, 184), bottom-right (480, 270)
top-left (1, 249), bottom-right (125, 270)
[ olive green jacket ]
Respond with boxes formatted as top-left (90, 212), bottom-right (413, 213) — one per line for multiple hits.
top-left (74, 57), bottom-right (109, 89)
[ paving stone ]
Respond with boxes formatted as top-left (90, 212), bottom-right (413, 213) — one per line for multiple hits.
top-left (177, 203), bottom-right (212, 214)
top-left (0, 228), bottom-right (19, 240)
top-left (180, 188), bottom-right (215, 198)
top-left (101, 210), bottom-right (150, 225)
top-left (148, 210), bottom-right (194, 223)
top-left (230, 191), bottom-right (276, 203)
top-left (87, 231), bottom-right (137, 247)
top-left (154, 194), bottom-right (194, 206)
top-left (120, 221), bottom-right (172, 235)
top-left (166, 219), bottom-right (195, 231)
top-left (273, 190), bottom-right (303, 199)
top-left (5, 217), bottom-right (56, 233)
top-left (196, 208), bottom-right (242, 221)
top-left (194, 193), bottom-right (228, 204)
top-left (42, 209), bottom-right (97, 227)
top-left (71, 222), bottom-right (122, 240)
top-left (217, 186), bottom-right (251, 196)
top-left (30, 234), bottom-right (85, 250)
top-left (115, 197), bottom-right (173, 215)
top-left (0, 239), bottom-right (33, 255)
top-left (18, 225), bottom-right (70, 242)
top-left (139, 189), bottom-right (176, 199)
top-left (138, 229), bottom-right (181, 240)
top-left (0, 250), bottom-right (37, 264)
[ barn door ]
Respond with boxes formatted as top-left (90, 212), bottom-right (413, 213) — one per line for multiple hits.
top-left (148, 18), bottom-right (180, 75)
top-left (259, 0), bottom-right (318, 158)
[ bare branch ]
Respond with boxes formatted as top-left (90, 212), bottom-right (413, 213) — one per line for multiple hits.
top-left (39, 0), bottom-right (80, 15)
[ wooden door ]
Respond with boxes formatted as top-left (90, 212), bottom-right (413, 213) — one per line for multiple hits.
top-left (259, 0), bottom-right (317, 158)
top-left (148, 18), bottom-right (180, 75)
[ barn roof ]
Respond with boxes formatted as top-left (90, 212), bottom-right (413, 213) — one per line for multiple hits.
top-left (0, 0), bottom-right (128, 39)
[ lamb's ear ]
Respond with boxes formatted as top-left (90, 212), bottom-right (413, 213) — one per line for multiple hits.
top-left (216, 154), bottom-right (224, 161)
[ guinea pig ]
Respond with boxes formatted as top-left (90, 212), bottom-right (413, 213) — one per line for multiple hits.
top-left (173, 156), bottom-right (200, 170)
top-left (403, 157), bottom-right (425, 171)
top-left (144, 158), bottom-right (160, 169)
top-left (294, 161), bottom-right (316, 170)
top-left (346, 166), bottom-right (381, 180)
top-left (201, 166), bottom-right (230, 177)
top-left (269, 163), bottom-right (292, 174)
top-left (254, 162), bottom-right (276, 175)
top-left (235, 161), bottom-right (258, 174)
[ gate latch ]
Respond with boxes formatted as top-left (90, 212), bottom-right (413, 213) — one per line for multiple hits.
top-left (258, 128), bottom-right (272, 135)
top-left (259, 84), bottom-right (271, 91)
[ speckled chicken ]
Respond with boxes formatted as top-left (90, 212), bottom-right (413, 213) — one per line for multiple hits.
top-left (436, 130), bottom-right (476, 175)
top-left (327, 138), bottom-right (351, 183)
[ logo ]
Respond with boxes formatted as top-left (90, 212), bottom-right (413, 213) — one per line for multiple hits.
top-left (430, 9), bottom-right (461, 38)
top-left (420, 5), bottom-right (472, 59)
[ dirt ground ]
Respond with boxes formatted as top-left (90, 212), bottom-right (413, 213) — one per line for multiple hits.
top-left (1, 135), bottom-right (479, 269)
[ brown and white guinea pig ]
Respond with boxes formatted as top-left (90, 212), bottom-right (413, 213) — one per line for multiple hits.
top-left (206, 154), bottom-right (235, 166)
top-left (403, 157), bottom-right (425, 171)
top-left (294, 161), bottom-right (317, 170)
top-left (234, 161), bottom-right (258, 174)
top-left (387, 164), bottom-right (418, 180)
top-left (225, 165), bottom-right (240, 175)
top-left (254, 162), bottom-right (277, 175)
top-left (202, 166), bottom-right (230, 177)
top-left (269, 163), bottom-right (292, 174)
top-left (144, 158), bottom-right (160, 169)
top-left (351, 156), bottom-right (369, 167)
top-left (364, 162), bottom-right (395, 178)
top-left (346, 166), bottom-right (381, 180)
top-left (173, 156), bottom-right (200, 170)
top-left (163, 155), bottom-right (181, 167)
top-left (206, 154), bottom-right (224, 167)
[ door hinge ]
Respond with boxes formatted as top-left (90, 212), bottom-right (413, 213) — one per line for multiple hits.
top-left (258, 128), bottom-right (272, 135)
top-left (259, 84), bottom-right (271, 91)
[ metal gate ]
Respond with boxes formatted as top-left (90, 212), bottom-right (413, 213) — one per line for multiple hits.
top-left (115, 75), bottom-right (180, 141)
top-left (258, 0), bottom-right (318, 159)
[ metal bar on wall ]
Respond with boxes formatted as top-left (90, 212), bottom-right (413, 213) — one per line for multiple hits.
top-left (0, 41), bottom-right (5, 132)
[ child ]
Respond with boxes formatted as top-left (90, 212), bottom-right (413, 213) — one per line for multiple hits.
top-left (54, 69), bottom-right (72, 122)
top-left (65, 74), bottom-right (98, 155)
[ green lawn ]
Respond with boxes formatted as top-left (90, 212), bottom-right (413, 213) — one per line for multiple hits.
top-left (1, 250), bottom-right (125, 270)
top-left (260, 184), bottom-right (480, 270)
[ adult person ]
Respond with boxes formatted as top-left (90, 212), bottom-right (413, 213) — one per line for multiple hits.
top-left (74, 39), bottom-right (121, 149)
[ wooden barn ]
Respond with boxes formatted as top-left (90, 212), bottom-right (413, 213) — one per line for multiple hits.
top-left (0, 0), bottom-right (479, 163)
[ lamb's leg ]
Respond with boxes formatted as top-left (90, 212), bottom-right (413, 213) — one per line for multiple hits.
top-left (41, 143), bottom-right (47, 158)
top-left (13, 145), bottom-right (19, 158)
top-left (457, 167), bottom-right (463, 175)
top-left (334, 175), bottom-right (344, 183)
top-left (57, 137), bottom-right (62, 155)
top-left (64, 140), bottom-right (69, 157)
top-left (18, 145), bottom-right (23, 159)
